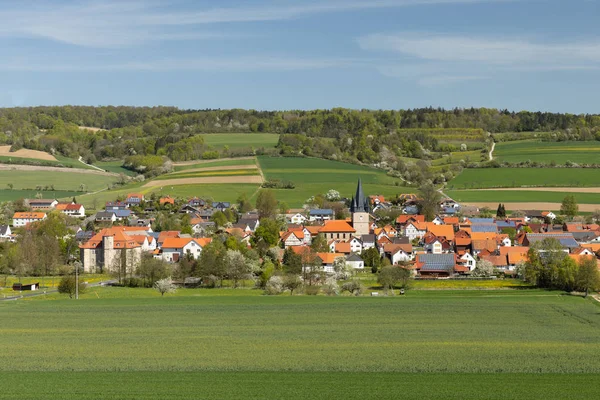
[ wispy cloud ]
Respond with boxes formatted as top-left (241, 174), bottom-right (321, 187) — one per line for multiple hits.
top-left (358, 32), bottom-right (600, 85)
top-left (0, 0), bottom-right (513, 47)
top-left (0, 56), bottom-right (353, 72)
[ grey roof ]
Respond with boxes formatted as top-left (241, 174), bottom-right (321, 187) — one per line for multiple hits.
top-left (309, 209), bottom-right (334, 215)
top-left (526, 233), bottom-right (579, 248)
top-left (346, 253), bottom-right (363, 262)
top-left (496, 221), bottom-right (517, 229)
top-left (0, 225), bottom-right (10, 235)
top-left (212, 202), bottom-right (231, 208)
top-left (391, 237), bottom-right (410, 244)
top-left (95, 211), bottom-right (115, 219)
top-left (417, 254), bottom-right (455, 270)
top-left (113, 210), bottom-right (132, 218)
top-left (360, 234), bottom-right (376, 243)
top-left (469, 218), bottom-right (494, 224)
top-left (471, 223), bottom-right (498, 233)
top-left (570, 232), bottom-right (597, 242)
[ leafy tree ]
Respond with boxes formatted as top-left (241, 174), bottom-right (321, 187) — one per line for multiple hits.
top-left (282, 247), bottom-right (303, 274)
top-left (362, 247), bottom-right (382, 273)
top-left (211, 211), bottom-right (228, 228)
top-left (224, 250), bottom-right (251, 288)
top-left (525, 238), bottom-right (577, 291)
top-left (278, 201), bottom-right (289, 215)
top-left (496, 203), bottom-right (506, 218)
top-left (137, 255), bottom-right (171, 287)
top-left (252, 218), bottom-right (280, 248)
top-left (378, 265), bottom-right (412, 294)
top-left (256, 189), bottom-right (278, 219)
top-left (258, 260), bottom-right (275, 289)
top-left (58, 275), bottom-right (87, 299)
top-left (198, 240), bottom-right (226, 286)
top-left (283, 274), bottom-right (303, 295)
top-left (154, 277), bottom-right (177, 296)
top-left (561, 195), bottom-right (579, 218)
top-left (310, 234), bottom-right (329, 253)
top-left (575, 256), bottom-right (600, 297)
top-left (341, 280), bottom-right (364, 296)
top-left (417, 182), bottom-right (441, 221)
top-left (237, 193), bottom-right (253, 213)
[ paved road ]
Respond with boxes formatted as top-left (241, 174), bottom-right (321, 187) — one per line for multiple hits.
top-left (0, 280), bottom-right (117, 302)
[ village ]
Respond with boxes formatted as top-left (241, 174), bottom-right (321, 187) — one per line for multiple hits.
top-left (3, 179), bottom-right (599, 287)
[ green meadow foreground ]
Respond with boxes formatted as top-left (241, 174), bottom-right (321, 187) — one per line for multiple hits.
top-left (1, 288), bottom-right (600, 399)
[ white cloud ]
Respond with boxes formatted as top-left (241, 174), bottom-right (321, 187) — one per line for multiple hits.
top-left (0, 56), bottom-right (351, 72)
top-left (0, 0), bottom-right (514, 47)
top-left (358, 32), bottom-right (600, 85)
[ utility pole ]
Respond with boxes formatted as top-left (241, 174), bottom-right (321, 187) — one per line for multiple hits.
top-left (74, 261), bottom-right (81, 300)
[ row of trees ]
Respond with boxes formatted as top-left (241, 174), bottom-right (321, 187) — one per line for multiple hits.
top-left (524, 238), bottom-right (600, 296)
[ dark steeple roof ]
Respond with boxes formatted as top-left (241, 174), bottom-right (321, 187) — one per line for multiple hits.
top-left (350, 178), bottom-right (370, 213)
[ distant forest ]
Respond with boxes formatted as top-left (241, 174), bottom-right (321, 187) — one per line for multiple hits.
top-left (0, 106), bottom-right (598, 183)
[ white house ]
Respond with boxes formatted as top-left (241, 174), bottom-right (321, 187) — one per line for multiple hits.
top-left (459, 253), bottom-right (476, 271)
top-left (432, 216), bottom-right (445, 225)
top-left (282, 231), bottom-right (305, 248)
top-left (501, 236), bottom-right (512, 247)
top-left (348, 237), bottom-right (363, 253)
top-left (346, 254), bottom-right (365, 270)
top-left (289, 213), bottom-right (307, 225)
top-left (61, 204), bottom-right (85, 218)
top-left (160, 238), bottom-right (212, 262)
top-left (405, 222), bottom-right (426, 241)
top-left (12, 212), bottom-right (47, 227)
top-left (0, 225), bottom-right (12, 241)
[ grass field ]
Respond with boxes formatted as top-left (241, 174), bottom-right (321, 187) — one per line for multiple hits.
top-left (258, 156), bottom-right (412, 206)
top-left (94, 161), bottom-right (138, 176)
top-left (153, 169), bottom-right (259, 180)
top-left (0, 189), bottom-right (81, 202)
top-left (202, 133), bottom-right (279, 150)
top-left (446, 190), bottom-right (600, 204)
top-left (1, 289), bottom-right (600, 399)
top-left (173, 158), bottom-right (257, 171)
top-left (0, 170), bottom-right (118, 192)
top-left (449, 168), bottom-right (600, 189)
top-left (494, 140), bottom-right (600, 165)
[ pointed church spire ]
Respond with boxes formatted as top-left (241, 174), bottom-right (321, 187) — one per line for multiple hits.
top-left (351, 178), bottom-right (368, 213)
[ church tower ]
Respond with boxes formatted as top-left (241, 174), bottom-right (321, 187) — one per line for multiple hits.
top-left (351, 178), bottom-right (370, 236)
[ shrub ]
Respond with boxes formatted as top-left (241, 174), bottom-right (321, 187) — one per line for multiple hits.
top-left (341, 280), bottom-right (363, 296)
top-left (304, 285), bottom-right (320, 296)
top-left (264, 276), bottom-right (284, 295)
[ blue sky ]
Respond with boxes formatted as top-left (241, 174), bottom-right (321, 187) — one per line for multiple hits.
top-left (0, 0), bottom-right (599, 112)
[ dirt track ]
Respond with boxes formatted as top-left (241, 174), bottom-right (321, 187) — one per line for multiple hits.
top-left (0, 164), bottom-right (118, 176)
top-left (462, 202), bottom-right (600, 212)
top-left (0, 146), bottom-right (57, 161)
top-left (143, 176), bottom-right (263, 187)
top-left (173, 157), bottom-right (255, 166)
top-left (474, 187), bottom-right (600, 193)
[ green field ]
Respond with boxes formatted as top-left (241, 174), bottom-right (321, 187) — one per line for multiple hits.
top-left (447, 190), bottom-right (600, 204)
top-left (0, 155), bottom-right (92, 169)
top-left (202, 133), bottom-right (279, 150)
top-left (450, 168), bottom-right (600, 189)
top-left (173, 158), bottom-right (257, 171)
top-left (1, 289), bottom-right (600, 399)
top-left (94, 161), bottom-right (138, 176)
top-left (494, 140), bottom-right (600, 165)
top-left (154, 169), bottom-right (259, 180)
top-left (0, 189), bottom-right (81, 202)
top-left (0, 170), bottom-right (118, 192)
top-left (258, 156), bottom-right (412, 206)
